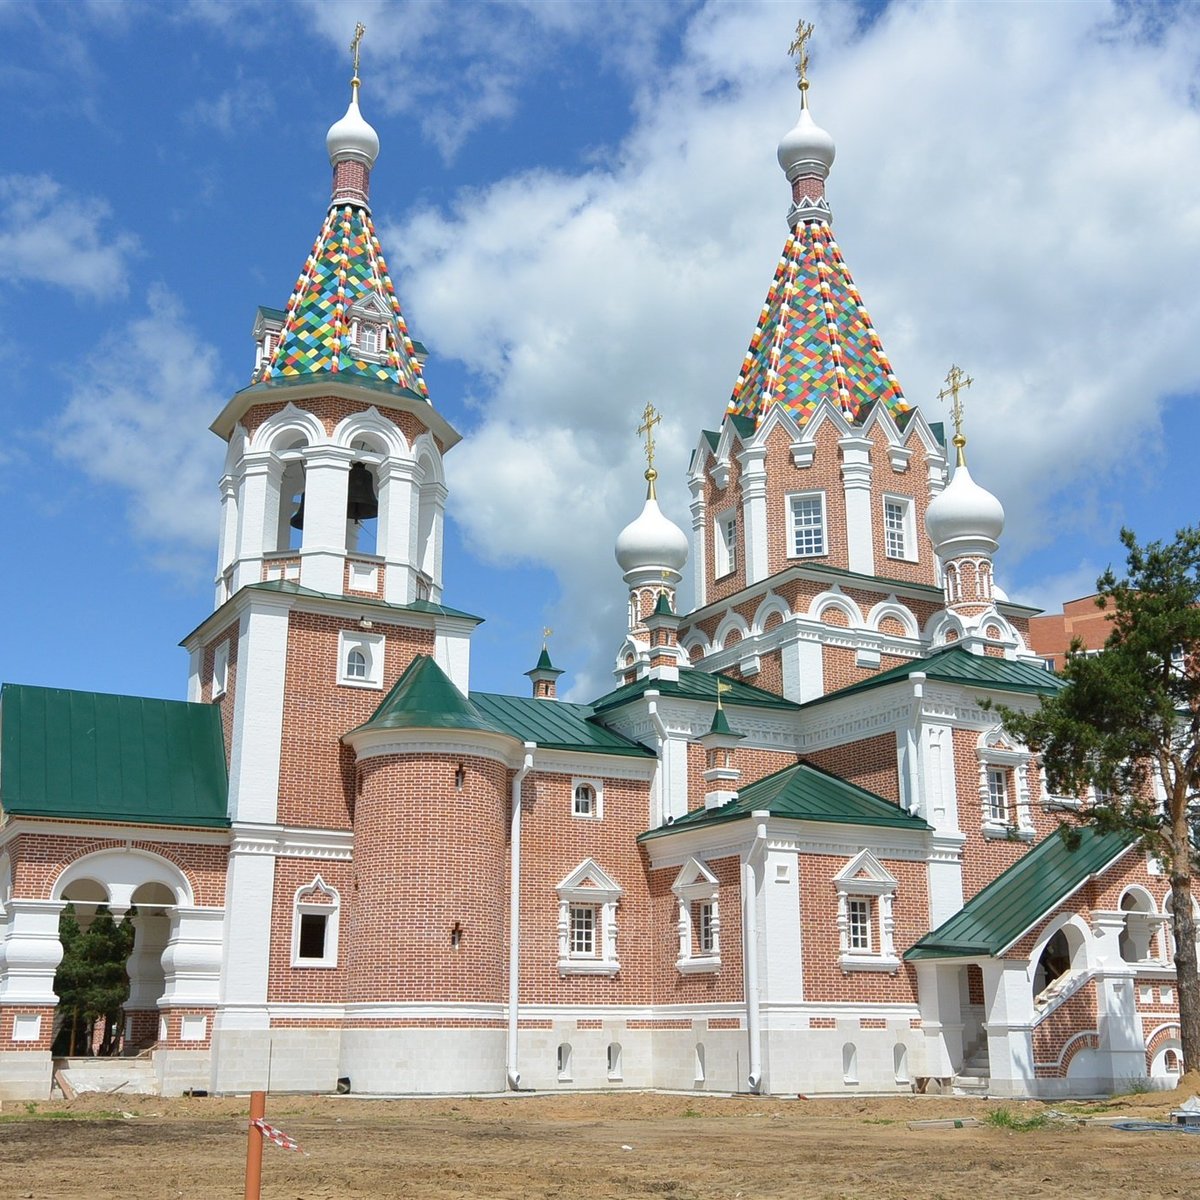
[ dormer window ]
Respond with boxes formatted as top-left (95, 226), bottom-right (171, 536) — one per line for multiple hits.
top-left (358, 323), bottom-right (380, 357)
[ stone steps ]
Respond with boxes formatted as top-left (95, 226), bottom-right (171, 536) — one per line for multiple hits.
top-left (53, 1055), bottom-right (158, 1097)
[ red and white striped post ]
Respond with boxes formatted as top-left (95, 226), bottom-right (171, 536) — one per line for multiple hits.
top-left (244, 1090), bottom-right (266, 1200)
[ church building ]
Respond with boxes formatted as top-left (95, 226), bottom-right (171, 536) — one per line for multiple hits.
top-left (0, 36), bottom-right (1185, 1100)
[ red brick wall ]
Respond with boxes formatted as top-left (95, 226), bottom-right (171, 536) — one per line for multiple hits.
top-left (806, 733), bottom-right (900, 805)
top-left (276, 612), bottom-right (435, 829)
top-left (241, 397), bottom-right (442, 455)
top-left (685, 744), bottom-right (797, 813)
top-left (267, 858), bottom-right (354, 1003)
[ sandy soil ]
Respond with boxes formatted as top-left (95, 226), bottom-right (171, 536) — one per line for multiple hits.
top-left (1, 1076), bottom-right (1199, 1200)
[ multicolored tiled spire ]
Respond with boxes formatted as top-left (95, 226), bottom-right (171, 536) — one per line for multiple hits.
top-left (725, 224), bottom-right (907, 426)
top-left (725, 28), bottom-right (907, 430)
top-left (256, 37), bottom-right (430, 400)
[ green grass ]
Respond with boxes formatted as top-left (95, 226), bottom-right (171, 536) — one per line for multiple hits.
top-left (862, 1117), bottom-right (897, 1125)
top-left (0, 1109), bottom-right (126, 1123)
top-left (984, 1107), bottom-right (1049, 1132)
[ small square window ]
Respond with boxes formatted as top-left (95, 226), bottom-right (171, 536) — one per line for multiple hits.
top-left (569, 905), bottom-right (596, 957)
top-left (788, 493), bottom-right (825, 557)
top-left (883, 497), bottom-right (913, 560)
top-left (848, 898), bottom-right (872, 952)
top-left (987, 768), bottom-right (1010, 823)
top-left (298, 912), bottom-right (328, 960)
top-left (714, 510), bottom-right (737, 577)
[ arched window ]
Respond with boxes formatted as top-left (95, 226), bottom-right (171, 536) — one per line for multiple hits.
top-left (346, 648), bottom-right (367, 679)
top-left (556, 1043), bottom-right (572, 1081)
top-left (572, 781), bottom-right (600, 819)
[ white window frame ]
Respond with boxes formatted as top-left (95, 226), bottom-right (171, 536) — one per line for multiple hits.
top-left (569, 904), bottom-right (596, 956)
top-left (557, 859), bottom-right (622, 976)
top-left (786, 491), bottom-right (827, 558)
top-left (290, 875), bottom-right (341, 969)
top-left (714, 508), bottom-right (737, 577)
top-left (672, 857), bottom-right (721, 974)
top-left (882, 494), bottom-right (917, 562)
top-left (337, 628), bottom-right (385, 689)
top-left (978, 726), bottom-right (1036, 840)
top-left (211, 640), bottom-right (230, 700)
top-left (833, 850), bottom-right (900, 973)
top-left (847, 898), bottom-right (872, 951)
top-left (571, 778), bottom-right (603, 820)
top-left (986, 767), bottom-right (1010, 824)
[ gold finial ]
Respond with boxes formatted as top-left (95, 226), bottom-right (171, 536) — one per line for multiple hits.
top-left (350, 22), bottom-right (366, 88)
top-left (936, 364), bottom-right (974, 467)
top-left (789, 19), bottom-right (814, 97)
top-left (715, 679), bottom-right (733, 710)
top-left (636, 402), bottom-right (663, 498)
top-left (542, 626), bottom-right (552, 647)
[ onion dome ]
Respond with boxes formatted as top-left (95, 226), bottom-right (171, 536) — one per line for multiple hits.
top-left (777, 100), bottom-right (836, 182)
top-left (615, 487), bottom-right (689, 575)
top-left (925, 461), bottom-right (1005, 559)
top-left (326, 85), bottom-right (379, 169)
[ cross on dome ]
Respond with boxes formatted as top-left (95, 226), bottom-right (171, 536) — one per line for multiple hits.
top-left (937, 364), bottom-right (974, 466)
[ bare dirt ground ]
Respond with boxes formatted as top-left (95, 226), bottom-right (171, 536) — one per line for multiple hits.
top-left (2, 1075), bottom-right (1199, 1200)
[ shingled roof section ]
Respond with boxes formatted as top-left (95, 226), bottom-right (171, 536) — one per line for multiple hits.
top-left (0, 684), bottom-right (229, 828)
top-left (906, 826), bottom-right (1136, 960)
top-left (726, 222), bottom-right (908, 429)
top-left (258, 203), bottom-right (428, 399)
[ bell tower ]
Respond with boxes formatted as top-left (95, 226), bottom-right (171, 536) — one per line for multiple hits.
top-left (208, 41), bottom-right (459, 610)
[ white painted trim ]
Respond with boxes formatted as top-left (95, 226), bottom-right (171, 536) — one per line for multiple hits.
top-left (229, 823), bottom-right (354, 860)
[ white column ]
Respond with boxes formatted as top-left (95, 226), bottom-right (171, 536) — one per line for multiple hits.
top-left (0, 900), bottom-right (65, 1004)
top-left (927, 834), bottom-right (966, 928)
top-left (915, 961), bottom-right (965, 1077)
top-left (378, 459), bottom-right (419, 604)
top-left (839, 435), bottom-right (875, 576)
top-left (227, 597), bottom-right (290, 824)
top-left (215, 851), bottom-right (275, 1020)
top-left (738, 445), bottom-right (769, 585)
top-left (981, 960), bottom-right (1036, 1097)
top-left (160, 908), bottom-right (226, 1008)
top-left (299, 445), bottom-right (354, 594)
top-left (688, 479), bottom-right (707, 609)
top-left (125, 909), bottom-right (169, 1010)
top-left (420, 480), bottom-right (449, 600)
top-left (231, 452), bottom-right (275, 593)
top-left (215, 473), bottom-right (239, 605)
top-left (760, 850), bottom-right (803, 1004)
top-left (781, 636), bottom-right (824, 702)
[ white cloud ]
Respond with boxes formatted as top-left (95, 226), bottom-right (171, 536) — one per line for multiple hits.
top-left (0, 174), bottom-right (138, 298)
top-left (187, 75), bottom-right (275, 135)
top-left (382, 0), bottom-right (1200, 699)
top-left (53, 287), bottom-right (225, 574)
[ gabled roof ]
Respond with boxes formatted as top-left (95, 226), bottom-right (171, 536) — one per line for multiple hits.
top-left (640, 760), bottom-right (929, 841)
top-left (470, 693), bottom-right (654, 758)
top-left (256, 203), bottom-right (429, 399)
top-left (803, 645), bottom-right (1064, 709)
top-left (351, 656), bottom-right (505, 737)
top-left (906, 827), bottom-right (1136, 960)
top-left (726, 222), bottom-right (908, 430)
top-left (591, 668), bottom-right (801, 715)
top-left (0, 685), bottom-right (228, 828)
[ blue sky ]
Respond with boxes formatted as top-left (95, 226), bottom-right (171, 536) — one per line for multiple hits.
top-left (2, 0), bottom-right (1199, 704)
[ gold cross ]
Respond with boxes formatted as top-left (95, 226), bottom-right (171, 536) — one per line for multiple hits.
top-left (637, 402), bottom-right (663, 484)
top-left (351, 22), bottom-right (366, 81)
top-left (936, 364), bottom-right (973, 465)
top-left (789, 19), bottom-right (814, 91)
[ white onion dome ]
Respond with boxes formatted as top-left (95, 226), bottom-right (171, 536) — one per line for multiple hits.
top-left (925, 462), bottom-right (1005, 559)
top-left (326, 89), bottom-right (380, 168)
top-left (777, 102), bottom-right (836, 181)
top-left (615, 491), bottom-right (689, 575)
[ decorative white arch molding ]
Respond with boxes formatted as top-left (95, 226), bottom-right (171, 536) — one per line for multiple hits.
top-left (223, 425), bottom-right (248, 473)
top-left (52, 848), bottom-right (195, 912)
top-left (713, 612), bottom-right (751, 651)
top-left (833, 849), bottom-right (900, 973)
top-left (867, 598), bottom-right (920, 639)
top-left (613, 634), bottom-right (648, 676)
top-left (557, 859), bottom-right (623, 976)
top-left (808, 588), bottom-right (865, 629)
top-left (333, 405), bottom-right (410, 458)
top-left (1119, 885), bottom-right (1158, 914)
top-left (977, 724), bottom-right (1036, 839)
top-left (679, 631), bottom-right (710, 661)
top-left (751, 594), bottom-right (791, 637)
top-left (249, 401), bottom-right (327, 454)
top-left (1027, 911), bottom-right (1095, 983)
top-left (925, 610), bottom-right (966, 645)
top-left (412, 431), bottom-right (446, 485)
top-left (291, 875), bottom-right (341, 968)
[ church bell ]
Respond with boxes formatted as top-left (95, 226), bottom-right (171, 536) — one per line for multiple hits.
top-left (289, 462), bottom-right (378, 531)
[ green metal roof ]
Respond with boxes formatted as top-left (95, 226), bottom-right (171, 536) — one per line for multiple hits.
top-left (233, 373), bottom-right (430, 407)
top-left (351, 656), bottom-right (505, 736)
top-left (246, 580), bottom-right (482, 622)
top-left (803, 645), bottom-right (1064, 709)
top-left (471, 693), bottom-right (654, 758)
top-left (640, 760), bottom-right (929, 841)
top-left (525, 646), bottom-right (562, 677)
top-left (0, 685), bottom-right (229, 828)
top-left (591, 668), bottom-right (801, 714)
top-left (905, 826), bottom-right (1136, 960)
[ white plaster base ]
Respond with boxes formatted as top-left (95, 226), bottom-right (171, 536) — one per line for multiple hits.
top-left (0, 1050), bottom-right (52, 1100)
top-left (339, 1028), bottom-right (506, 1094)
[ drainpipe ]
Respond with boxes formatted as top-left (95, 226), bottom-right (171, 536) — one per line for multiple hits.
top-left (646, 691), bottom-right (669, 826)
top-left (743, 810), bottom-right (769, 1092)
top-left (506, 741), bottom-right (536, 1091)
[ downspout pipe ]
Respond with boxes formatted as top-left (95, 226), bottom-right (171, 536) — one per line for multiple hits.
top-left (506, 741), bottom-right (536, 1090)
top-left (743, 810), bottom-right (770, 1093)
top-left (646, 691), bottom-right (669, 826)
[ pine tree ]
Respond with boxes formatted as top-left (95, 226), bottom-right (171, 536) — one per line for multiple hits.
top-left (53, 904), bottom-right (136, 1056)
top-left (997, 527), bottom-right (1200, 1071)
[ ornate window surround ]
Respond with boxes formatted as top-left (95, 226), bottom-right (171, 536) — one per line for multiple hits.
top-left (977, 725), bottom-right (1036, 840)
top-left (833, 850), bottom-right (900, 974)
top-left (556, 859), bottom-right (622, 976)
top-left (290, 875), bottom-right (341, 969)
top-left (672, 857), bottom-right (721, 974)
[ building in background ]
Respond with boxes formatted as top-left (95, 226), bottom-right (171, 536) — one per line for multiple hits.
top-left (0, 33), bottom-right (1183, 1100)
top-left (1029, 594), bottom-right (1114, 671)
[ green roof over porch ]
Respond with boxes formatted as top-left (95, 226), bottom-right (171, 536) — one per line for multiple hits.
top-left (0, 684), bottom-right (229, 828)
top-left (905, 826), bottom-right (1136, 960)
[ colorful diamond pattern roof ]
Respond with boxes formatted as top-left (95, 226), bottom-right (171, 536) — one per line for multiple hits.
top-left (260, 204), bottom-right (429, 399)
top-left (727, 222), bottom-right (907, 429)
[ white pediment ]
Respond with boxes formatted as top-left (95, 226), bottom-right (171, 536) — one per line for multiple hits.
top-left (558, 858), bottom-right (623, 900)
top-left (833, 848), bottom-right (897, 894)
